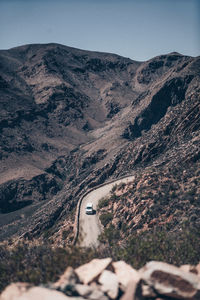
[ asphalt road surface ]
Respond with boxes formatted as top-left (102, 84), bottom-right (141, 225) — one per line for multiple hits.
top-left (78, 176), bottom-right (135, 247)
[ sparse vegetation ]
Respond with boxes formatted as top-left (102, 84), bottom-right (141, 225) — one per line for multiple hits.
top-left (99, 212), bottom-right (113, 227)
top-left (97, 160), bottom-right (200, 242)
top-left (97, 197), bottom-right (109, 209)
top-left (98, 224), bottom-right (120, 245)
top-left (121, 225), bottom-right (200, 268)
top-left (99, 224), bottom-right (200, 268)
top-left (111, 184), bottom-right (117, 193)
top-left (0, 242), bottom-right (99, 292)
top-left (0, 224), bottom-right (199, 292)
top-left (62, 229), bottom-right (70, 240)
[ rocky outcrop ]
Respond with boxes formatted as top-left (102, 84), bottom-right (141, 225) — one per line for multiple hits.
top-left (1, 258), bottom-right (200, 300)
top-left (123, 75), bottom-right (194, 140)
top-left (98, 270), bottom-right (118, 299)
top-left (112, 261), bottom-right (140, 291)
top-left (1, 285), bottom-right (76, 300)
top-left (75, 258), bottom-right (112, 285)
top-left (140, 261), bottom-right (200, 299)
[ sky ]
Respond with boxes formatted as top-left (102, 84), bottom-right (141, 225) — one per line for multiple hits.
top-left (0, 0), bottom-right (199, 61)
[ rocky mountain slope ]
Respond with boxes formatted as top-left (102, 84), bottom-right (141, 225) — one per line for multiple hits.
top-left (0, 43), bottom-right (199, 243)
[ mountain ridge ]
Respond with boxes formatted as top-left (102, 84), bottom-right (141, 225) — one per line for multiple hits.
top-left (0, 43), bottom-right (199, 244)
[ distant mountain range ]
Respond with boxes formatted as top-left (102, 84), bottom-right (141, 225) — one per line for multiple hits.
top-left (0, 43), bottom-right (199, 243)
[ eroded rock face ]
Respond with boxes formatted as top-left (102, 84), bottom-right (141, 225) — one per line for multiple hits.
top-left (140, 261), bottom-right (200, 299)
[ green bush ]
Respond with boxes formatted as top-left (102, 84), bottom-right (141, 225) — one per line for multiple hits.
top-left (98, 224), bottom-right (120, 245)
top-left (101, 225), bottom-right (200, 269)
top-left (0, 242), bottom-right (99, 292)
top-left (62, 230), bottom-right (70, 240)
top-left (97, 197), bottom-right (109, 209)
top-left (118, 182), bottom-right (126, 190)
top-left (99, 212), bottom-right (113, 227)
top-left (110, 193), bottom-right (119, 201)
top-left (111, 184), bottom-right (117, 193)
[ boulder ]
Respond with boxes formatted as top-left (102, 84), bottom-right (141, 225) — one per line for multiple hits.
top-left (98, 270), bottom-right (119, 299)
top-left (0, 283), bottom-right (32, 300)
top-left (0, 285), bottom-right (82, 300)
top-left (53, 266), bottom-right (79, 293)
top-left (140, 261), bottom-right (200, 299)
top-left (112, 261), bottom-right (140, 290)
top-left (120, 280), bottom-right (138, 300)
top-left (180, 264), bottom-right (198, 275)
top-left (75, 258), bottom-right (112, 285)
top-left (74, 283), bottom-right (108, 299)
top-left (196, 263), bottom-right (200, 277)
top-left (141, 283), bottom-right (157, 298)
top-left (87, 289), bottom-right (108, 300)
top-left (74, 284), bottom-right (93, 297)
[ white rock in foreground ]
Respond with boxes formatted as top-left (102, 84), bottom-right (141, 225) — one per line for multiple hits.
top-left (0, 285), bottom-right (80, 300)
top-left (74, 283), bottom-right (108, 299)
top-left (180, 264), bottom-right (198, 275)
top-left (75, 258), bottom-right (112, 285)
top-left (120, 280), bottom-right (139, 300)
top-left (196, 263), bottom-right (200, 277)
top-left (140, 261), bottom-right (200, 299)
top-left (112, 261), bottom-right (140, 290)
top-left (0, 283), bottom-right (31, 300)
top-left (98, 270), bottom-right (118, 299)
top-left (53, 266), bottom-right (79, 289)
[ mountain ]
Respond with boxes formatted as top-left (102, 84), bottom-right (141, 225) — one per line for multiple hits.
top-left (0, 43), bottom-right (199, 243)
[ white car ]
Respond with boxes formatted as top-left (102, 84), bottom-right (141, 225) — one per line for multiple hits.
top-left (85, 202), bottom-right (93, 215)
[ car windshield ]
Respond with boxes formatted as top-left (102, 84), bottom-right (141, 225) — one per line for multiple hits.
top-left (86, 203), bottom-right (93, 208)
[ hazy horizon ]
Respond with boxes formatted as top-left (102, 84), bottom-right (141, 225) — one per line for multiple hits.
top-left (0, 0), bottom-right (199, 61)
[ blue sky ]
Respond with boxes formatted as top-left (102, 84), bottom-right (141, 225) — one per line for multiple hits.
top-left (0, 0), bottom-right (199, 61)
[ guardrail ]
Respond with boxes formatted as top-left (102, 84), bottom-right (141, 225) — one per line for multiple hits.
top-left (72, 173), bottom-right (135, 245)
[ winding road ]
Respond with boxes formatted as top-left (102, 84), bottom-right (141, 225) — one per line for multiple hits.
top-left (78, 176), bottom-right (135, 247)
